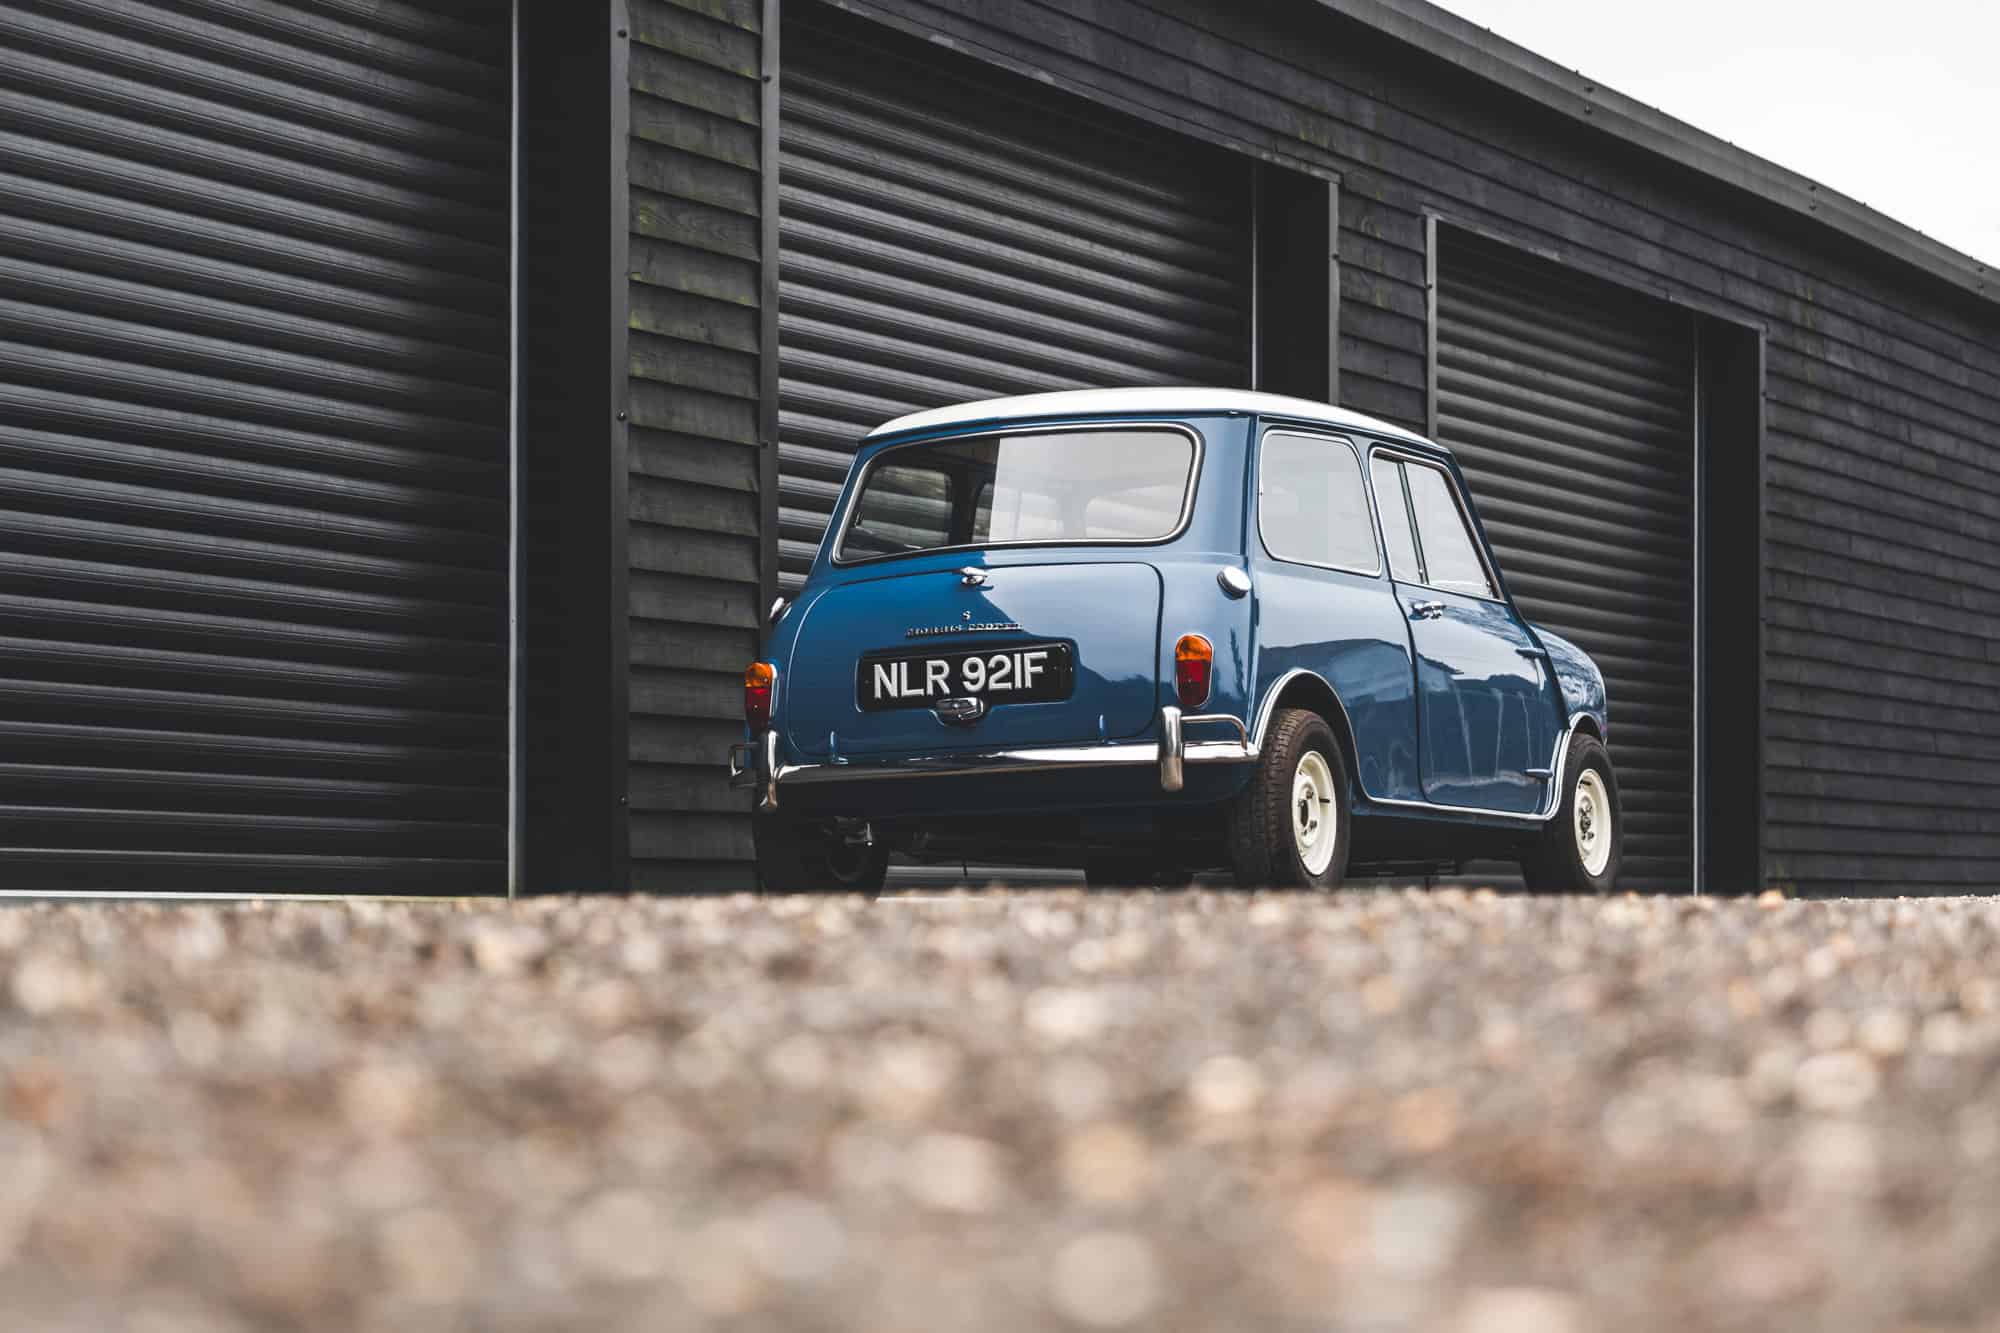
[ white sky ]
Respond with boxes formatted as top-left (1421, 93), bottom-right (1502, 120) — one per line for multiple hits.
top-left (1429, 0), bottom-right (2000, 267)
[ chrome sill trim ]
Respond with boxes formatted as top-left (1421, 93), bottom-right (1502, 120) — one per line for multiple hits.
top-left (1361, 793), bottom-right (1545, 824)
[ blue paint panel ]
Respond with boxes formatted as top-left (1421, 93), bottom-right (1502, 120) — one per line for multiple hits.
top-left (1534, 626), bottom-right (1609, 736)
top-left (1402, 586), bottom-right (1560, 813)
top-left (783, 559), bottom-right (1162, 756)
top-left (1250, 562), bottom-right (1423, 802)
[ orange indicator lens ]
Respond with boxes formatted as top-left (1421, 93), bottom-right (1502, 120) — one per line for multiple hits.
top-left (1174, 634), bottom-right (1213, 710)
top-left (744, 661), bottom-right (776, 729)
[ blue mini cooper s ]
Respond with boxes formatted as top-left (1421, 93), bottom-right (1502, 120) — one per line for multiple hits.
top-left (730, 389), bottom-right (1619, 894)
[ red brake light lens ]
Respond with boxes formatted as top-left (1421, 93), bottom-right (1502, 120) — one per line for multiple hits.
top-left (744, 661), bottom-right (776, 729)
top-left (1174, 634), bottom-right (1213, 710)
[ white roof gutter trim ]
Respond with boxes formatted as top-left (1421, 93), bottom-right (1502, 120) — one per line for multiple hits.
top-left (865, 387), bottom-right (1437, 444)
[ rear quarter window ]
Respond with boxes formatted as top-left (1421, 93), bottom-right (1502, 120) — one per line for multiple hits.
top-left (1259, 432), bottom-right (1380, 574)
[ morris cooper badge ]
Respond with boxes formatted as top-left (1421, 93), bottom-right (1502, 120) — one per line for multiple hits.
top-left (904, 617), bottom-right (1023, 638)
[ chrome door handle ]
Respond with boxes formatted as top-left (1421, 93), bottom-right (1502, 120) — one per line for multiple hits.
top-left (1408, 600), bottom-right (1445, 620)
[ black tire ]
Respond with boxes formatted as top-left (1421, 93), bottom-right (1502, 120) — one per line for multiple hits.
top-left (754, 814), bottom-right (890, 893)
top-left (1227, 708), bottom-right (1351, 890)
top-left (1521, 732), bottom-right (1622, 894)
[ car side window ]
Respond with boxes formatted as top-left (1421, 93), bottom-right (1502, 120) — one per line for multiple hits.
top-left (1369, 456), bottom-right (1422, 582)
top-left (1259, 432), bottom-right (1379, 574)
top-left (1403, 462), bottom-right (1497, 599)
top-left (846, 462), bottom-right (955, 555)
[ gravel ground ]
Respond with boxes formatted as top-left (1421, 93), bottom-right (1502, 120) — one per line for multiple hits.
top-left (1, 889), bottom-right (1998, 1333)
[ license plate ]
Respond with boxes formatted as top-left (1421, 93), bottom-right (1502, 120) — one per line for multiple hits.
top-left (856, 641), bottom-right (1075, 712)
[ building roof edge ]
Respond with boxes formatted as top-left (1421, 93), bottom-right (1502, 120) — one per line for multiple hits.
top-left (1316, 0), bottom-right (1994, 306)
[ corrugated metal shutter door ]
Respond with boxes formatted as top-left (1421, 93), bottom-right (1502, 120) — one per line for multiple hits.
top-left (1435, 231), bottom-right (1695, 890)
top-left (0, 1), bottom-right (510, 892)
top-left (776, 4), bottom-right (1253, 592)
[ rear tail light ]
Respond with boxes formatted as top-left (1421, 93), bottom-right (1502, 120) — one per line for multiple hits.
top-left (1174, 634), bottom-right (1213, 710)
top-left (744, 661), bottom-right (776, 730)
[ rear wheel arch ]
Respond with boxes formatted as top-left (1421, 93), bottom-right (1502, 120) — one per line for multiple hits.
top-left (1257, 671), bottom-right (1361, 800)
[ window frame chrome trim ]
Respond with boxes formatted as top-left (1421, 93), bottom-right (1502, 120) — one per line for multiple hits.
top-left (826, 421), bottom-right (1206, 571)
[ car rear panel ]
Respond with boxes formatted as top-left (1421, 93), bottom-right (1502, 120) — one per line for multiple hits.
top-left (783, 561), bottom-right (1162, 758)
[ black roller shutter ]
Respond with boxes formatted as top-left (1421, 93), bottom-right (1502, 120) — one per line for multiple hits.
top-left (776, 4), bottom-right (1253, 592)
top-left (0, 1), bottom-right (510, 892)
top-left (1435, 230), bottom-right (1695, 890)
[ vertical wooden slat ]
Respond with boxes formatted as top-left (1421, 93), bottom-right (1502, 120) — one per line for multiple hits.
top-left (625, 0), bottom-right (768, 889)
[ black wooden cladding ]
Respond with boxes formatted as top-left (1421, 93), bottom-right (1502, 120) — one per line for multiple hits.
top-left (0, 0), bottom-right (509, 891)
top-left (775, 2), bottom-right (1254, 593)
top-left (625, 0), bottom-right (769, 890)
top-left (1434, 229), bottom-right (1696, 890)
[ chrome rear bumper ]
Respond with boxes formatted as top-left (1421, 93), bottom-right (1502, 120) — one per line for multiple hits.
top-left (727, 706), bottom-right (1254, 812)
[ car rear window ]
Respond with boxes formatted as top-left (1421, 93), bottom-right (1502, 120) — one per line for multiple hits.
top-left (836, 428), bottom-right (1197, 562)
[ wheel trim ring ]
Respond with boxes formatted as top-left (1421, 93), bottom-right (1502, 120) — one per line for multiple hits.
top-left (1291, 750), bottom-right (1338, 876)
top-left (1572, 769), bottom-right (1612, 877)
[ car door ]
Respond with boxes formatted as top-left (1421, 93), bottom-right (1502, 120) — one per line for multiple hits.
top-left (1249, 429), bottom-right (1423, 802)
top-left (1368, 451), bottom-right (1561, 814)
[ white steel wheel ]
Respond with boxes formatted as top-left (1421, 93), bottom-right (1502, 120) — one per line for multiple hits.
top-left (1522, 733), bottom-right (1620, 894)
top-left (1291, 750), bottom-right (1339, 876)
top-left (1572, 769), bottom-right (1613, 877)
top-left (1229, 709), bottom-right (1351, 890)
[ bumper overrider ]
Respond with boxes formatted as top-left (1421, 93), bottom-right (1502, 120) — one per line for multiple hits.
top-left (727, 706), bottom-right (1255, 813)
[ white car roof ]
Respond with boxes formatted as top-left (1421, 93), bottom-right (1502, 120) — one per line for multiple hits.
top-left (865, 387), bottom-right (1439, 448)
